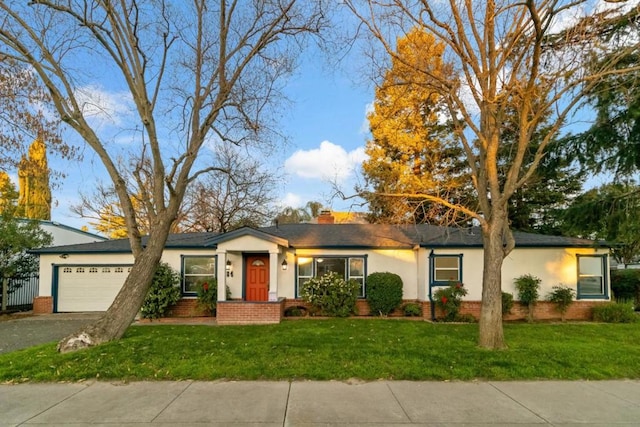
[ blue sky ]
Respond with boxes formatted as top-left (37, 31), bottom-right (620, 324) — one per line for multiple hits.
top-left (43, 45), bottom-right (375, 231)
top-left (15, 0), bottom-right (638, 232)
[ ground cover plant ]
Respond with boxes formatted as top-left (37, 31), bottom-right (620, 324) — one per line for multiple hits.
top-left (1, 320), bottom-right (639, 382)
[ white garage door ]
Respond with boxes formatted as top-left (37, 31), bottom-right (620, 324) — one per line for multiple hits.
top-left (57, 266), bottom-right (132, 312)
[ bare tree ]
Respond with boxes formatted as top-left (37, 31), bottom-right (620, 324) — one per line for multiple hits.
top-left (0, 0), bottom-right (326, 351)
top-left (180, 143), bottom-right (280, 232)
top-left (0, 58), bottom-right (75, 178)
top-left (344, 0), bottom-right (640, 348)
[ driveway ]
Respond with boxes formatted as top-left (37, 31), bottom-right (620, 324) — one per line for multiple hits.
top-left (0, 313), bottom-right (102, 354)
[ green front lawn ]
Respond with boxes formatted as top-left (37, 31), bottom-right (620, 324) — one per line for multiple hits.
top-left (2, 319), bottom-right (639, 382)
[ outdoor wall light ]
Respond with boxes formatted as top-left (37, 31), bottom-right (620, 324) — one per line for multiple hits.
top-left (281, 259), bottom-right (288, 271)
top-left (59, 254), bottom-right (69, 259)
top-left (226, 260), bottom-right (233, 277)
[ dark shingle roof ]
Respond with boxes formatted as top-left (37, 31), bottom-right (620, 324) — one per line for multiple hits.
top-left (33, 232), bottom-right (219, 254)
top-left (32, 224), bottom-right (603, 254)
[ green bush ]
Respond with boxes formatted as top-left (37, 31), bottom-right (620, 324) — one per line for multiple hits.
top-left (366, 272), bottom-right (403, 316)
top-left (141, 263), bottom-right (181, 319)
top-left (514, 274), bottom-right (541, 322)
top-left (403, 302), bottom-right (422, 317)
top-left (610, 269), bottom-right (640, 304)
top-left (300, 272), bottom-right (360, 317)
top-left (433, 282), bottom-right (468, 322)
top-left (284, 305), bottom-right (307, 317)
top-left (592, 301), bottom-right (638, 323)
top-left (196, 279), bottom-right (231, 316)
top-left (546, 285), bottom-right (575, 321)
top-left (502, 292), bottom-right (514, 316)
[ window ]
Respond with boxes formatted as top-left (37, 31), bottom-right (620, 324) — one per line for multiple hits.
top-left (115, 267), bottom-right (124, 273)
top-left (577, 254), bottom-right (608, 299)
top-left (102, 267), bottom-right (111, 273)
top-left (76, 267), bottom-right (85, 273)
top-left (296, 256), bottom-right (367, 297)
top-left (63, 267), bottom-right (72, 273)
top-left (431, 254), bottom-right (462, 284)
top-left (89, 267), bottom-right (98, 273)
top-left (182, 256), bottom-right (216, 295)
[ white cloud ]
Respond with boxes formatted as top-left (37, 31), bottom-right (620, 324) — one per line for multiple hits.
top-left (359, 102), bottom-right (374, 135)
top-left (75, 85), bottom-right (133, 126)
top-left (279, 192), bottom-right (303, 208)
top-left (284, 141), bottom-right (367, 183)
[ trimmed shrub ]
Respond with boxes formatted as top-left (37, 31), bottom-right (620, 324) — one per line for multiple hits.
top-left (546, 285), bottom-right (575, 321)
top-left (502, 292), bottom-right (514, 316)
top-left (592, 301), bottom-right (638, 323)
top-left (610, 269), bottom-right (640, 304)
top-left (433, 282), bottom-right (468, 322)
top-left (366, 272), bottom-right (403, 316)
top-left (196, 279), bottom-right (231, 316)
top-left (514, 274), bottom-right (541, 322)
top-left (300, 271), bottom-right (360, 317)
top-left (403, 302), bottom-right (422, 317)
top-left (141, 263), bottom-right (181, 319)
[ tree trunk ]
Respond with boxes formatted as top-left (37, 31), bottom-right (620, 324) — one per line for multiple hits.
top-left (478, 218), bottom-right (508, 350)
top-left (57, 228), bottom-right (170, 353)
top-left (527, 302), bottom-right (534, 323)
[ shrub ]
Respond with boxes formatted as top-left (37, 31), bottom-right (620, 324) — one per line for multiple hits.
top-left (140, 263), bottom-right (181, 319)
top-left (403, 302), bottom-right (422, 317)
top-left (284, 305), bottom-right (307, 317)
top-left (514, 274), bottom-right (541, 322)
top-left (546, 285), bottom-right (575, 321)
top-left (502, 292), bottom-right (514, 316)
top-left (433, 282), bottom-right (468, 322)
top-left (196, 279), bottom-right (231, 316)
top-left (610, 269), bottom-right (640, 304)
top-left (300, 271), bottom-right (360, 317)
top-left (366, 272), bottom-right (403, 316)
top-left (592, 301), bottom-right (638, 323)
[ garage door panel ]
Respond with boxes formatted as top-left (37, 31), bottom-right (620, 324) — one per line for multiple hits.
top-left (57, 266), bottom-right (131, 312)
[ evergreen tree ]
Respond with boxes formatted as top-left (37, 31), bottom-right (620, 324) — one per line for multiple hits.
top-left (0, 174), bottom-right (51, 311)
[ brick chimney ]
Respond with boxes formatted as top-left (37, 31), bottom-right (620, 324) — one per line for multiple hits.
top-left (317, 209), bottom-right (335, 224)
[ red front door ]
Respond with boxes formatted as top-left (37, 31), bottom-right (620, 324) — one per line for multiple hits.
top-left (245, 255), bottom-right (269, 301)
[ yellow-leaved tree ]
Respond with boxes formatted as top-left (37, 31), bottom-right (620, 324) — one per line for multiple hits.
top-left (17, 138), bottom-right (51, 220)
top-left (362, 28), bottom-right (472, 225)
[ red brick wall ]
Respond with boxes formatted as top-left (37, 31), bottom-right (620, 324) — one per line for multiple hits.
top-left (217, 299), bottom-right (285, 325)
top-left (285, 298), bottom-right (600, 321)
top-left (425, 300), bottom-right (599, 321)
top-left (33, 296), bottom-right (53, 314)
top-left (167, 299), bottom-right (210, 317)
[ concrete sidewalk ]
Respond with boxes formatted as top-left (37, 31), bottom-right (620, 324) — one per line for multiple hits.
top-left (2, 380), bottom-right (640, 426)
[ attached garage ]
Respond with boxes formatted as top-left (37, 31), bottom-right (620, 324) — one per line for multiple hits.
top-left (55, 265), bottom-right (132, 312)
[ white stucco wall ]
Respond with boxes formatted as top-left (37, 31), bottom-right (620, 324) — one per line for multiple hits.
top-left (39, 242), bottom-right (610, 306)
top-left (427, 246), bottom-right (610, 301)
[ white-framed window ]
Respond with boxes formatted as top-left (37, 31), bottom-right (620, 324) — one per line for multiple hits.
top-left (296, 256), bottom-right (367, 297)
top-left (182, 255), bottom-right (216, 295)
top-left (115, 267), bottom-right (124, 273)
top-left (102, 267), bottom-right (111, 273)
top-left (431, 254), bottom-right (462, 284)
top-left (63, 267), bottom-right (72, 273)
top-left (76, 267), bottom-right (85, 273)
top-left (89, 267), bottom-right (98, 273)
top-left (577, 254), bottom-right (608, 299)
